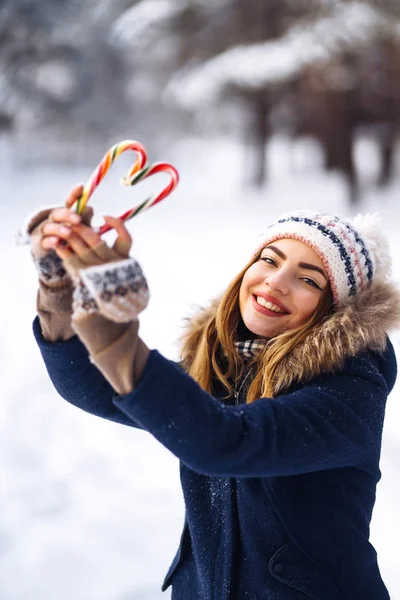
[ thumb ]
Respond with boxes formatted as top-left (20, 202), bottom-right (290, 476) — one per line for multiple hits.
top-left (104, 215), bottom-right (133, 258)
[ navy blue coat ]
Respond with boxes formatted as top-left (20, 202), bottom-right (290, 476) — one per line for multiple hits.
top-left (33, 316), bottom-right (396, 600)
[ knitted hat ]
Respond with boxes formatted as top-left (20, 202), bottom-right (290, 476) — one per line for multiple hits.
top-left (253, 211), bottom-right (392, 306)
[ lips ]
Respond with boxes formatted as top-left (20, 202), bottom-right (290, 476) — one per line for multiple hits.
top-left (251, 296), bottom-right (288, 318)
top-left (253, 292), bottom-right (290, 314)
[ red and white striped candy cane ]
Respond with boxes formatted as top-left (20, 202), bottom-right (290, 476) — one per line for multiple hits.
top-left (98, 161), bottom-right (179, 235)
top-left (74, 140), bottom-right (148, 215)
top-left (73, 139), bottom-right (179, 236)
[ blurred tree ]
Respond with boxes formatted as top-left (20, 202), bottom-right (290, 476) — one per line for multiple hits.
top-left (116, 0), bottom-right (400, 201)
top-left (111, 0), bottom-right (324, 164)
top-left (2, 0), bottom-right (400, 188)
top-left (0, 0), bottom-right (135, 153)
top-left (124, 0), bottom-right (400, 200)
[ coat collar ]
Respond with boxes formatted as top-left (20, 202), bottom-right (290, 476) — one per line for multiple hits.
top-left (182, 281), bottom-right (400, 394)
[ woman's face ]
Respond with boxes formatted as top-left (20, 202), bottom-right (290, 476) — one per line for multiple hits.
top-left (239, 238), bottom-right (329, 339)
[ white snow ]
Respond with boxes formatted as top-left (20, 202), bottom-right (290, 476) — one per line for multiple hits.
top-left (111, 0), bottom-right (186, 47)
top-left (1, 132), bottom-right (400, 599)
top-left (165, 2), bottom-right (395, 109)
top-left (35, 61), bottom-right (78, 101)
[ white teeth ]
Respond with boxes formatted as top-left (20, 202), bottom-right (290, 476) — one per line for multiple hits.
top-left (256, 296), bottom-right (285, 313)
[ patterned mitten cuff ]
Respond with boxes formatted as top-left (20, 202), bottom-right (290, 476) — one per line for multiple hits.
top-left (72, 280), bottom-right (100, 320)
top-left (34, 250), bottom-right (70, 287)
top-left (78, 258), bottom-right (149, 323)
top-left (21, 204), bottom-right (94, 288)
top-left (17, 206), bottom-right (71, 287)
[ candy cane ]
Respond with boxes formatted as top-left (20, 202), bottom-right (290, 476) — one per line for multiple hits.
top-left (74, 140), bottom-right (148, 214)
top-left (98, 162), bottom-right (179, 235)
top-left (73, 139), bottom-right (179, 236)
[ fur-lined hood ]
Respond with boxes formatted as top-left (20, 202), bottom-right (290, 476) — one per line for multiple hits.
top-left (182, 280), bottom-right (400, 395)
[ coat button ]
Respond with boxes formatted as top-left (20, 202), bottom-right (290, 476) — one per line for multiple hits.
top-left (273, 563), bottom-right (285, 575)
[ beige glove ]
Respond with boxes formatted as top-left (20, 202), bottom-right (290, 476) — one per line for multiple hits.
top-left (25, 205), bottom-right (94, 341)
top-left (28, 207), bottom-right (73, 287)
top-left (24, 196), bottom-right (151, 390)
top-left (55, 217), bottom-right (151, 393)
top-left (60, 237), bottom-right (149, 324)
top-left (72, 313), bottom-right (150, 395)
top-left (57, 215), bottom-right (151, 392)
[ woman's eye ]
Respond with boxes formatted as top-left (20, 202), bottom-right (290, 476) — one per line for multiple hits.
top-left (261, 256), bottom-right (277, 266)
top-left (301, 277), bottom-right (322, 290)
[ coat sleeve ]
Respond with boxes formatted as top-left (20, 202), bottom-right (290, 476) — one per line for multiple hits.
top-left (33, 316), bottom-right (144, 429)
top-left (111, 349), bottom-right (391, 477)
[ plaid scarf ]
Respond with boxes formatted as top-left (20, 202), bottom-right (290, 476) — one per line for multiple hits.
top-left (234, 338), bottom-right (268, 359)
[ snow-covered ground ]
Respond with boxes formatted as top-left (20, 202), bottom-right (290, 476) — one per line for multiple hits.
top-left (1, 133), bottom-right (399, 599)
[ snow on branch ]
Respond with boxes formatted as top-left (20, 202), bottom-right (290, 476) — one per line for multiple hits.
top-left (111, 0), bottom-right (186, 46)
top-left (165, 2), bottom-right (395, 109)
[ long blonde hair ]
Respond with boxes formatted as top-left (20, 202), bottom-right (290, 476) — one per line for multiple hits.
top-left (180, 253), bottom-right (333, 402)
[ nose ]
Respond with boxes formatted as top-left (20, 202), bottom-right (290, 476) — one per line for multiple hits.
top-left (264, 269), bottom-right (290, 295)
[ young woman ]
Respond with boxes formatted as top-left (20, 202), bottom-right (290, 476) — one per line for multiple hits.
top-left (26, 184), bottom-right (400, 600)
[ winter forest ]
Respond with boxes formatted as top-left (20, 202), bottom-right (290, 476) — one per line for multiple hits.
top-left (1, 0), bottom-right (400, 598)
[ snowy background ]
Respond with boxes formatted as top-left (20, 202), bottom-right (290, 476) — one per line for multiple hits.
top-left (1, 133), bottom-right (400, 599)
top-left (2, 0), bottom-right (400, 597)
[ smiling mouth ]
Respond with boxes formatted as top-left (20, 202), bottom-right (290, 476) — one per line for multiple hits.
top-left (252, 295), bottom-right (289, 316)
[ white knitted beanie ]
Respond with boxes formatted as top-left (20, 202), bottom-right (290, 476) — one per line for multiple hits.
top-left (254, 211), bottom-right (392, 306)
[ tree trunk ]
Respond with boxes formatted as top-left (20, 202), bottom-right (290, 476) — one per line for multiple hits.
top-left (245, 90), bottom-right (271, 187)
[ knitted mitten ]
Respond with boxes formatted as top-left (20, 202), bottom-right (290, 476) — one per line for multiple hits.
top-left (26, 206), bottom-right (94, 341)
top-left (28, 208), bottom-right (72, 288)
top-left (62, 241), bottom-right (150, 394)
top-left (63, 241), bottom-right (149, 324)
top-left (71, 313), bottom-right (150, 394)
top-left (25, 206), bottom-right (151, 390)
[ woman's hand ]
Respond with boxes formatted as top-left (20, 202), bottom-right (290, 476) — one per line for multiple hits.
top-left (30, 183), bottom-right (148, 323)
top-left (28, 185), bottom-right (88, 286)
top-left (40, 184), bottom-right (133, 283)
top-left (39, 184), bottom-right (84, 253)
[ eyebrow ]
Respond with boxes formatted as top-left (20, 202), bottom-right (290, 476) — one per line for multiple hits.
top-left (264, 245), bottom-right (328, 281)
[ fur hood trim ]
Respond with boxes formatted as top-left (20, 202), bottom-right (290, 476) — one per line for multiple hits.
top-left (181, 280), bottom-right (400, 394)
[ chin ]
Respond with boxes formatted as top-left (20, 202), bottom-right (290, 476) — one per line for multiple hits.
top-left (240, 297), bottom-right (294, 339)
top-left (243, 318), bottom-right (283, 339)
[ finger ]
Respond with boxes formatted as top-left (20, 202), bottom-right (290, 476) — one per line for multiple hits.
top-left (53, 241), bottom-right (74, 260)
top-left (49, 207), bottom-right (81, 225)
top-left (42, 223), bottom-right (73, 238)
top-left (65, 184), bottom-right (85, 209)
top-left (42, 225), bottom-right (90, 255)
top-left (41, 236), bottom-right (62, 250)
top-left (70, 222), bottom-right (102, 249)
top-left (103, 216), bottom-right (132, 243)
top-left (104, 216), bottom-right (133, 257)
top-left (41, 224), bottom-right (73, 250)
top-left (61, 230), bottom-right (92, 256)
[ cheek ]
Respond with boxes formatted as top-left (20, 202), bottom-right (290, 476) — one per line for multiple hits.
top-left (239, 276), bottom-right (249, 312)
top-left (241, 264), bottom-right (260, 288)
top-left (291, 288), bottom-right (320, 323)
top-left (239, 274), bottom-right (255, 319)
top-left (239, 266), bottom-right (258, 303)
